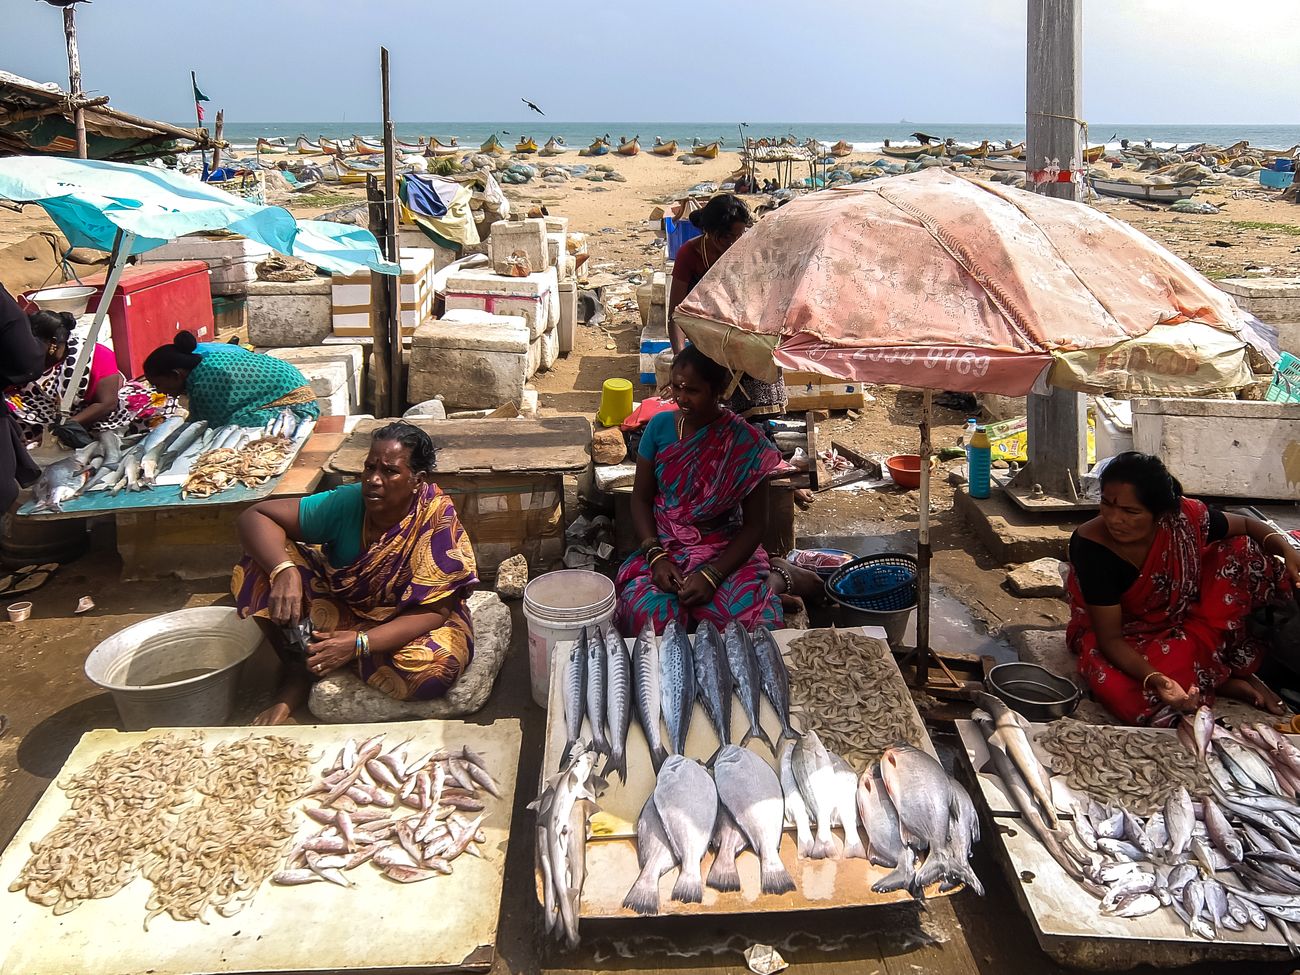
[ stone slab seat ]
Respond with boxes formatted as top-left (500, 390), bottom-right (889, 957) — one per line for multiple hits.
top-left (308, 590), bottom-right (511, 722)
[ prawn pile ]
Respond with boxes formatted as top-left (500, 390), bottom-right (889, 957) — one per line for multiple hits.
top-left (182, 436), bottom-right (294, 499)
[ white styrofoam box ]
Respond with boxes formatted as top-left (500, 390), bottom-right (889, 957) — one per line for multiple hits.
top-left (557, 282), bottom-right (576, 355)
top-left (1092, 396), bottom-right (1134, 460)
top-left (444, 266), bottom-right (557, 340)
top-left (331, 247), bottom-right (435, 334)
top-left (487, 218), bottom-right (548, 275)
top-left (246, 278), bottom-right (332, 347)
top-left (1131, 397), bottom-right (1300, 500)
top-left (639, 324), bottom-right (671, 386)
top-left (266, 344), bottom-right (364, 416)
top-left (527, 336), bottom-right (541, 378)
top-left (545, 232), bottom-right (566, 268)
top-left (1218, 277), bottom-right (1300, 324)
top-left (543, 215), bottom-right (569, 235)
top-left (139, 235), bottom-right (273, 296)
top-left (409, 311), bottom-right (531, 410)
top-left (538, 325), bottom-right (559, 372)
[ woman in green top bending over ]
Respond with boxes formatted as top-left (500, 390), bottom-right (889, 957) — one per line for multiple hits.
top-left (233, 422), bottom-right (478, 725)
top-left (143, 331), bottom-right (320, 428)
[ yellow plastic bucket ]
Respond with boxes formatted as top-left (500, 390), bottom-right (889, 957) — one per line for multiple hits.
top-left (596, 378), bottom-right (634, 427)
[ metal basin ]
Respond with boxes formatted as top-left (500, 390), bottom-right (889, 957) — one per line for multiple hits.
top-left (84, 606), bottom-right (264, 730)
top-left (987, 661), bottom-right (1081, 722)
top-left (28, 285), bottom-right (96, 316)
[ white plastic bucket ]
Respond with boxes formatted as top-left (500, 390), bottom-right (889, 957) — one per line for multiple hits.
top-left (522, 569), bottom-right (616, 708)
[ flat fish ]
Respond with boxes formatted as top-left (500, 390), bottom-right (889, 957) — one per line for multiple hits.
top-left (779, 740), bottom-right (814, 858)
top-left (857, 763), bottom-right (905, 869)
top-left (623, 797), bottom-right (676, 915)
top-left (706, 806), bottom-right (748, 893)
top-left (32, 458), bottom-right (87, 512)
top-left (724, 621), bottom-right (774, 754)
top-left (751, 626), bottom-right (799, 743)
top-left (602, 626), bottom-right (632, 784)
top-left (659, 619), bottom-right (695, 756)
top-left (584, 626), bottom-right (609, 756)
top-left (828, 754), bottom-right (868, 860)
top-left (713, 744), bottom-right (795, 895)
top-left (653, 755), bottom-right (717, 904)
top-left (560, 631), bottom-right (587, 770)
top-left (791, 729), bottom-right (838, 859)
top-left (879, 743), bottom-right (955, 893)
top-left (692, 620), bottom-right (733, 755)
top-left (631, 623), bottom-right (668, 772)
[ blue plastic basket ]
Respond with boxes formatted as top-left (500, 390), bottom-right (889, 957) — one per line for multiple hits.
top-left (826, 554), bottom-right (918, 612)
top-left (664, 216), bottom-right (702, 261)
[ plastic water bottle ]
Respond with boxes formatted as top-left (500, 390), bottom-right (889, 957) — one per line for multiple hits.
top-left (968, 425), bottom-right (992, 499)
top-left (961, 416), bottom-right (978, 465)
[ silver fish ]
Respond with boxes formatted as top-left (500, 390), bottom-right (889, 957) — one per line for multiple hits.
top-left (791, 729), bottom-right (838, 860)
top-left (159, 420), bottom-right (207, 467)
top-left (880, 743), bottom-right (962, 895)
top-left (1123, 808), bottom-right (1155, 855)
top-left (973, 692), bottom-right (1058, 830)
top-left (602, 626), bottom-right (631, 784)
top-left (560, 632), bottom-right (586, 770)
top-left (624, 797), bottom-right (677, 914)
top-left (1216, 738), bottom-right (1281, 795)
top-left (723, 621), bottom-right (774, 754)
top-left (118, 450), bottom-right (143, 494)
top-left (713, 744), bottom-right (795, 895)
top-left (584, 626), bottom-right (609, 756)
top-left (1097, 837), bottom-right (1145, 862)
top-left (1201, 795), bottom-right (1244, 863)
top-left (1165, 786), bottom-right (1195, 860)
top-left (780, 740), bottom-right (814, 858)
top-left (751, 626), bottom-right (799, 743)
top-left (32, 458), bottom-right (87, 512)
top-left (97, 430), bottom-right (122, 467)
top-left (659, 619), bottom-right (694, 756)
top-left (692, 620), bottom-right (733, 754)
top-left (828, 753), bottom-right (868, 860)
top-left (1111, 892), bottom-right (1162, 918)
top-left (706, 806), bottom-right (748, 893)
top-left (532, 744), bottom-right (599, 948)
top-left (857, 763), bottom-right (904, 869)
top-left (631, 623), bottom-right (668, 772)
top-left (652, 755), bottom-right (717, 904)
top-left (944, 778), bottom-right (985, 895)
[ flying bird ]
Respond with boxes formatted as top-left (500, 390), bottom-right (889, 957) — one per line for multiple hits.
top-left (38, 0), bottom-right (91, 5)
top-left (522, 98), bottom-right (545, 117)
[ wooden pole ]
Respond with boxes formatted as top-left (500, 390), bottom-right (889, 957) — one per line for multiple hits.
top-left (63, 6), bottom-right (87, 158)
top-left (915, 389), bottom-right (933, 686)
top-left (1025, 0), bottom-right (1087, 497)
top-left (381, 47), bottom-right (402, 416)
top-left (191, 71), bottom-right (208, 171)
top-left (366, 174), bottom-right (391, 413)
top-left (211, 109), bottom-right (224, 170)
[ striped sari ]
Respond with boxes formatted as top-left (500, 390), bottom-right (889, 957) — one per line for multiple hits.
top-left (616, 409), bottom-right (783, 635)
top-left (232, 483), bottom-right (479, 701)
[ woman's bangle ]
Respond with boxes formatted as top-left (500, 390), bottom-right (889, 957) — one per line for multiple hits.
top-left (1261, 530), bottom-right (1287, 550)
top-left (698, 565), bottom-right (722, 588)
top-left (648, 551), bottom-right (670, 570)
top-left (640, 537), bottom-right (661, 554)
top-left (267, 560), bottom-right (295, 584)
top-left (1142, 670), bottom-right (1163, 693)
top-left (354, 631), bottom-right (370, 661)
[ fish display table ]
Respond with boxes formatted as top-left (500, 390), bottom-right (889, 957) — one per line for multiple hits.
top-left (954, 719), bottom-right (1295, 968)
top-left (539, 627), bottom-right (955, 919)
top-left (0, 718), bottom-right (521, 975)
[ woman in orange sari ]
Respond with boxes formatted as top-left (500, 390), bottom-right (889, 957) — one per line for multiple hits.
top-left (1067, 452), bottom-right (1300, 726)
top-left (233, 422), bottom-right (477, 725)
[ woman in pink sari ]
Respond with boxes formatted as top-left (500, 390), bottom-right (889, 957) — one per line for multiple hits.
top-left (1067, 452), bottom-right (1300, 726)
top-left (616, 346), bottom-right (784, 635)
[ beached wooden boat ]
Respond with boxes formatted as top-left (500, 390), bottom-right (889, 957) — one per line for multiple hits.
top-left (539, 137), bottom-right (567, 156)
top-left (978, 156), bottom-right (1026, 172)
top-left (881, 143), bottom-right (944, 160)
top-left (330, 158), bottom-right (376, 184)
top-left (988, 142), bottom-right (1024, 158)
top-left (1083, 144), bottom-right (1107, 163)
top-left (651, 140), bottom-right (678, 157)
top-left (949, 141), bottom-right (991, 158)
top-left (617, 137), bottom-right (640, 157)
top-left (256, 138), bottom-right (287, 154)
top-left (294, 136), bottom-right (323, 154)
top-left (480, 134), bottom-right (507, 155)
top-left (692, 141), bottom-right (720, 159)
top-left (353, 136), bottom-right (383, 156)
top-left (514, 137), bottom-right (539, 154)
top-left (829, 140), bottom-right (853, 157)
top-left (1088, 175), bottom-right (1198, 202)
top-left (319, 137), bottom-right (349, 157)
top-left (425, 138), bottom-right (461, 158)
top-left (580, 138), bottom-right (610, 157)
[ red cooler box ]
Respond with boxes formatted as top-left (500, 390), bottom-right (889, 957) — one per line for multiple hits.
top-left (81, 261), bottom-right (214, 379)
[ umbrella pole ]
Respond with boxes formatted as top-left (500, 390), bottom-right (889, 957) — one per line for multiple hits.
top-left (58, 227), bottom-right (135, 416)
top-left (915, 389), bottom-right (933, 686)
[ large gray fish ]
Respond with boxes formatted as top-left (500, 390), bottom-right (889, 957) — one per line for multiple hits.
top-left (32, 458), bottom-right (89, 513)
top-left (857, 763), bottom-right (905, 868)
top-left (560, 631), bottom-right (587, 770)
top-left (723, 621), bottom-right (774, 754)
top-left (972, 692), bottom-right (1058, 829)
top-left (751, 626), bottom-right (799, 743)
top-left (631, 623), bottom-right (668, 773)
top-left (692, 620), bottom-right (733, 755)
top-left (623, 796), bottom-right (676, 915)
top-left (158, 421), bottom-right (207, 468)
top-left (138, 415), bottom-right (187, 483)
top-left (941, 779), bottom-right (984, 895)
top-left (713, 744), bottom-right (795, 895)
top-left (779, 740), bottom-right (814, 857)
top-left (653, 755), bottom-right (717, 903)
top-left (879, 744), bottom-right (954, 895)
top-left (791, 729), bottom-right (838, 859)
top-left (706, 806), bottom-right (748, 893)
top-left (602, 626), bottom-right (632, 784)
top-left (584, 626), bottom-right (609, 756)
top-left (659, 619), bottom-right (694, 756)
top-left (97, 430), bottom-right (122, 468)
top-left (828, 753), bottom-right (868, 860)
top-left (530, 743), bottom-right (600, 949)
top-left (1165, 786), bottom-right (1195, 861)
top-left (1200, 794), bottom-right (1243, 863)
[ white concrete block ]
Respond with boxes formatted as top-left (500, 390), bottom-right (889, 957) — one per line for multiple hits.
top-left (139, 235), bottom-right (273, 296)
top-left (538, 325), bottom-right (559, 372)
top-left (546, 232), bottom-right (566, 267)
top-left (528, 336), bottom-right (541, 378)
top-left (409, 314), bottom-right (531, 410)
top-left (266, 346), bottom-right (359, 416)
top-left (543, 215), bottom-right (569, 235)
top-left (487, 217), bottom-right (547, 275)
top-left (245, 278), bottom-right (333, 347)
top-left (558, 282), bottom-right (576, 355)
top-left (1218, 277), bottom-right (1300, 324)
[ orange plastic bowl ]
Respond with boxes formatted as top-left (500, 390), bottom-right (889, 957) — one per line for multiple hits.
top-left (886, 454), bottom-right (922, 489)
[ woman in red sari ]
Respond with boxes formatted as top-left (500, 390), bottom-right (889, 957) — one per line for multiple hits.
top-left (616, 346), bottom-right (783, 635)
top-left (1067, 451), bottom-right (1300, 726)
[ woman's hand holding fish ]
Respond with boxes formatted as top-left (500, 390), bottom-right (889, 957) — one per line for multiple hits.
top-left (268, 570), bottom-right (306, 624)
top-left (307, 630), bottom-right (359, 675)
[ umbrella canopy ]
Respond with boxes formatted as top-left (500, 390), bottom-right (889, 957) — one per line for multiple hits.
top-left (676, 169), bottom-right (1256, 397)
top-left (0, 156), bottom-right (398, 277)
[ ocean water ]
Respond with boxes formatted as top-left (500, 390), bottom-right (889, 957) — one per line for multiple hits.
top-left (206, 121), bottom-right (1300, 154)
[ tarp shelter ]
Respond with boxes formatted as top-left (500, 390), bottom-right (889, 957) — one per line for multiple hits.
top-left (0, 70), bottom-right (212, 162)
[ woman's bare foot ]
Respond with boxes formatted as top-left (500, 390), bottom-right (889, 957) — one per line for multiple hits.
top-left (252, 671), bottom-right (311, 726)
top-left (1220, 675), bottom-right (1287, 715)
top-left (253, 702), bottom-right (293, 726)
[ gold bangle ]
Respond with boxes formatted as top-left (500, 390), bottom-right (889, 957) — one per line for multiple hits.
top-left (648, 552), bottom-right (670, 569)
top-left (1262, 530), bottom-right (1286, 549)
top-left (1142, 671), bottom-right (1163, 693)
top-left (267, 560), bottom-right (295, 584)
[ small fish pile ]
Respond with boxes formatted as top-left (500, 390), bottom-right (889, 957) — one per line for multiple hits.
top-left (1038, 716), bottom-right (1212, 815)
top-left (279, 735), bottom-right (500, 887)
top-left (786, 628), bottom-right (926, 767)
top-left (532, 740), bottom-right (602, 947)
top-left (183, 435), bottom-right (294, 499)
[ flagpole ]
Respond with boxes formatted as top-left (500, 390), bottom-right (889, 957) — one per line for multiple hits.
top-left (191, 70), bottom-right (207, 171)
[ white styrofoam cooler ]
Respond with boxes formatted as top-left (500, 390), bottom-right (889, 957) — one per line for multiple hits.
top-left (444, 266), bottom-right (557, 340)
top-left (332, 247), bottom-right (436, 336)
top-left (138, 235), bottom-right (272, 296)
top-left (639, 324), bottom-right (671, 386)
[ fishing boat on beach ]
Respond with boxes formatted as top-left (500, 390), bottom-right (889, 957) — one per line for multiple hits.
top-left (829, 140), bottom-right (853, 157)
top-left (1083, 144), bottom-right (1107, 163)
top-left (617, 136), bottom-right (640, 157)
top-left (330, 157), bottom-right (381, 184)
top-left (950, 140), bottom-right (991, 158)
top-left (539, 137), bottom-right (568, 156)
top-left (651, 140), bottom-right (677, 157)
top-left (1089, 175), bottom-right (1199, 203)
top-left (294, 135), bottom-right (322, 154)
top-left (691, 141), bottom-right (720, 159)
top-left (988, 142), bottom-right (1024, 158)
top-left (514, 137), bottom-right (539, 154)
top-left (977, 156), bottom-right (1026, 172)
top-left (425, 137), bottom-right (461, 158)
top-left (353, 136), bottom-right (383, 156)
top-left (881, 142), bottom-right (945, 159)
top-left (319, 137), bottom-right (350, 156)
top-left (580, 138), bottom-right (610, 157)
top-left (256, 138), bottom-right (287, 154)
top-left (480, 134), bottom-right (507, 155)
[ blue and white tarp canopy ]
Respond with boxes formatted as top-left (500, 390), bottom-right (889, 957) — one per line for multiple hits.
top-left (0, 156), bottom-right (399, 276)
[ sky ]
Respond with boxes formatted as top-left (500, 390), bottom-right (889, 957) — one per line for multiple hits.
top-left (3, 0), bottom-right (1297, 125)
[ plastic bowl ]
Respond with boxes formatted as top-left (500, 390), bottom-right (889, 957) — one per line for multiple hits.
top-left (27, 285), bottom-right (96, 317)
top-left (7, 601), bottom-right (32, 622)
top-left (886, 454), bottom-right (922, 489)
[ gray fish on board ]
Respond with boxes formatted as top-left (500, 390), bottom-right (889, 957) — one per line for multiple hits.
top-left (659, 619), bottom-right (695, 756)
top-left (828, 753), bottom-right (868, 860)
top-left (751, 626), bottom-right (799, 743)
top-left (779, 740), bottom-right (814, 858)
top-left (692, 620), bottom-right (733, 756)
top-left (631, 622), bottom-right (668, 772)
top-left (713, 744), bottom-right (795, 895)
top-left (560, 629), bottom-right (587, 770)
top-left (602, 626), bottom-right (632, 784)
top-left (791, 729), bottom-right (838, 859)
top-left (584, 625), bottom-right (609, 756)
top-left (32, 457), bottom-right (88, 513)
top-left (878, 743), bottom-right (955, 895)
top-left (857, 763), bottom-right (905, 869)
top-left (723, 621), bottom-right (774, 754)
top-left (653, 755), bottom-right (717, 904)
top-left (623, 796), bottom-right (677, 915)
top-left (706, 805), bottom-right (748, 893)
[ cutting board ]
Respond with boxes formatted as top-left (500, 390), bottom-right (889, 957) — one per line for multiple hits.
top-left (0, 719), bottom-right (520, 975)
